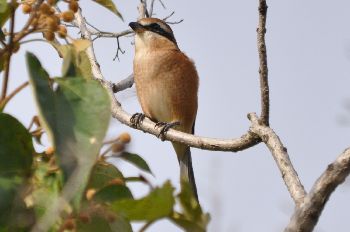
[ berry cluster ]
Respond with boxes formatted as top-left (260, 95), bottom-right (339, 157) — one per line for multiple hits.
top-left (21, 0), bottom-right (80, 41)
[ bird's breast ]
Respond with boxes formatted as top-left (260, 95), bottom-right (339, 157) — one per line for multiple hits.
top-left (133, 49), bottom-right (198, 133)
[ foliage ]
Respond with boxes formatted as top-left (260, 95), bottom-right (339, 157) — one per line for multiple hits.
top-left (0, 1), bottom-right (209, 231)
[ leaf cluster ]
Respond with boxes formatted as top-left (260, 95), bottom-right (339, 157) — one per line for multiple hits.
top-left (0, 1), bottom-right (210, 231)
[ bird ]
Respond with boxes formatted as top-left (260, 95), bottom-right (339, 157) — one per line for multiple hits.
top-left (129, 18), bottom-right (199, 200)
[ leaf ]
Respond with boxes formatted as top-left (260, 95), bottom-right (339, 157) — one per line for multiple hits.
top-left (119, 152), bottom-right (153, 175)
top-left (0, 0), bottom-right (7, 13)
top-left (53, 42), bottom-right (94, 80)
top-left (93, 184), bottom-right (133, 203)
top-left (26, 52), bottom-right (110, 177)
top-left (170, 215), bottom-right (209, 232)
top-left (30, 159), bottom-right (64, 217)
top-left (0, 1), bottom-right (18, 28)
top-left (72, 39), bottom-right (91, 52)
top-left (170, 180), bottom-right (210, 232)
top-left (92, 0), bottom-right (123, 20)
top-left (26, 52), bottom-right (110, 211)
top-left (0, 176), bottom-right (23, 226)
top-left (77, 207), bottom-right (132, 232)
top-left (0, 113), bottom-right (35, 229)
top-left (0, 113), bottom-right (34, 176)
top-left (87, 161), bottom-right (124, 190)
top-left (111, 181), bottom-right (175, 221)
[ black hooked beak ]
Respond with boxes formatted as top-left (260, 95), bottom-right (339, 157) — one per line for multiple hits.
top-left (129, 22), bottom-right (144, 32)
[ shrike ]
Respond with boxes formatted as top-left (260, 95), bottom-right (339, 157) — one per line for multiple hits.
top-left (129, 18), bottom-right (199, 200)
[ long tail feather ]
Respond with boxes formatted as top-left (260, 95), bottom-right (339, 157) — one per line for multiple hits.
top-left (179, 146), bottom-right (198, 201)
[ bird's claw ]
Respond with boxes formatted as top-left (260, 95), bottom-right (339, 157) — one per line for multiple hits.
top-left (130, 113), bottom-right (145, 128)
top-left (155, 121), bottom-right (180, 141)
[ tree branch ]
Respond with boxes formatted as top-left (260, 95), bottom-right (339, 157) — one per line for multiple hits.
top-left (112, 74), bottom-right (134, 93)
top-left (248, 113), bottom-right (306, 206)
top-left (0, 81), bottom-right (28, 110)
top-left (257, 0), bottom-right (270, 126)
top-left (1, 2), bottom-right (16, 101)
top-left (284, 148), bottom-right (350, 232)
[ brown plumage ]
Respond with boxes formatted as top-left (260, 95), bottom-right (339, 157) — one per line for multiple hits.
top-left (130, 18), bottom-right (199, 199)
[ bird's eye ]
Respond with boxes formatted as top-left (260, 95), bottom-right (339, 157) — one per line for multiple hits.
top-left (149, 23), bottom-right (161, 29)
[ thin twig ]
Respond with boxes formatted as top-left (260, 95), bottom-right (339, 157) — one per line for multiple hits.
top-left (284, 148), bottom-right (350, 232)
top-left (149, 0), bottom-right (156, 16)
top-left (166, 19), bottom-right (184, 25)
top-left (139, 220), bottom-right (155, 232)
top-left (20, 38), bottom-right (47, 45)
top-left (257, 0), bottom-right (270, 126)
top-left (163, 11), bottom-right (175, 21)
top-left (14, 0), bottom-right (44, 42)
top-left (92, 29), bottom-right (133, 40)
top-left (138, 0), bottom-right (148, 20)
top-left (1, 2), bottom-right (16, 100)
top-left (112, 36), bottom-right (125, 61)
top-left (0, 81), bottom-right (29, 110)
top-left (248, 113), bottom-right (306, 206)
top-left (100, 145), bottom-right (114, 157)
top-left (158, 0), bottom-right (166, 9)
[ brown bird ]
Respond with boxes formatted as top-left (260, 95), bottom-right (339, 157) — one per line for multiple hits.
top-left (129, 18), bottom-right (199, 200)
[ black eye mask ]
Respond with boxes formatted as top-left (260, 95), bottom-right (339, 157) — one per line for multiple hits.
top-left (144, 23), bottom-right (177, 44)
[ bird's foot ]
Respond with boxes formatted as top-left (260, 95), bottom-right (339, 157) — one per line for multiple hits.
top-left (155, 121), bottom-right (180, 141)
top-left (130, 113), bottom-right (145, 128)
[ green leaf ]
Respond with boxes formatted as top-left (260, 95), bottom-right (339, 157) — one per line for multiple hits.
top-left (26, 52), bottom-right (110, 176)
top-left (170, 215), bottom-right (209, 232)
top-left (0, 113), bottom-right (34, 176)
top-left (0, 176), bottom-right (22, 226)
top-left (0, 1), bottom-right (18, 28)
top-left (77, 207), bottom-right (132, 232)
top-left (30, 159), bottom-right (64, 218)
top-left (53, 42), bottom-right (94, 80)
top-left (87, 161), bottom-right (124, 190)
top-left (111, 181), bottom-right (175, 221)
top-left (170, 180), bottom-right (210, 232)
top-left (26, 52), bottom-right (110, 212)
top-left (119, 152), bottom-right (153, 175)
top-left (93, 184), bottom-right (133, 203)
top-left (92, 0), bottom-right (123, 20)
top-left (0, 113), bottom-right (35, 230)
top-left (0, 0), bottom-right (8, 13)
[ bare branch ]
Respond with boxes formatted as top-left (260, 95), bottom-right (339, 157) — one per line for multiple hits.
top-left (91, 29), bottom-right (133, 40)
top-left (138, 0), bottom-right (148, 19)
top-left (248, 113), bottom-right (306, 206)
top-left (1, 1), bottom-right (17, 101)
top-left (149, 0), bottom-right (156, 16)
top-left (284, 148), bottom-right (350, 232)
top-left (149, 0), bottom-right (167, 16)
top-left (163, 11), bottom-right (175, 21)
top-left (257, 0), bottom-right (270, 126)
top-left (0, 81), bottom-right (29, 110)
top-left (112, 74), bottom-right (134, 93)
top-left (112, 36), bottom-right (126, 61)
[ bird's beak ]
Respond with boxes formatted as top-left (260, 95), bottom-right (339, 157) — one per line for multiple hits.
top-left (129, 22), bottom-right (144, 33)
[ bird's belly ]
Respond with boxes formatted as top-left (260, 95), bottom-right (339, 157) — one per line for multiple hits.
top-left (138, 77), bottom-right (173, 123)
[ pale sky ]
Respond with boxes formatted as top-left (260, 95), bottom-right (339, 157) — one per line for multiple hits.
top-left (3, 0), bottom-right (350, 231)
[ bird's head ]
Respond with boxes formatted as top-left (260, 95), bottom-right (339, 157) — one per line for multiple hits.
top-left (129, 18), bottom-right (178, 51)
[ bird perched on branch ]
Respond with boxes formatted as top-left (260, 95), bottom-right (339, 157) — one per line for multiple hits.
top-left (129, 18), bottom-right (199, 200)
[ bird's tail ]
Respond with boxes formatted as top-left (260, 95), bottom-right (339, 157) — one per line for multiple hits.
top-left (173, 143), bottom-right (198, 201)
